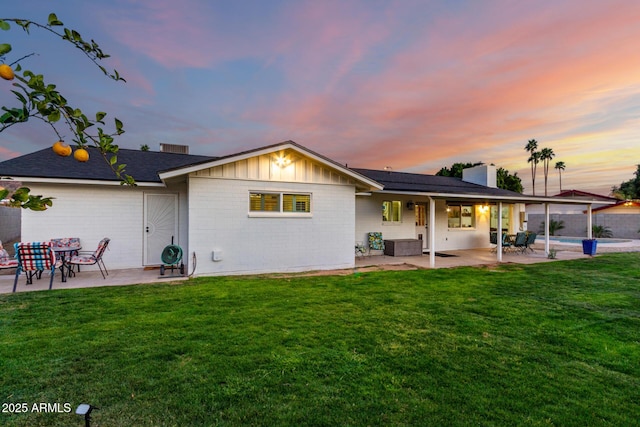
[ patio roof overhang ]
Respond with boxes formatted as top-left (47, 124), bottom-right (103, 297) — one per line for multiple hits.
top-left (358, 189), bottom-right (617, 206)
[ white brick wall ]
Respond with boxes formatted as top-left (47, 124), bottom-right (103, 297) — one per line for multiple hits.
top-left (20, 183), bottom-right (187, 271)
top-left (188, 177), bottom-right (356, 276)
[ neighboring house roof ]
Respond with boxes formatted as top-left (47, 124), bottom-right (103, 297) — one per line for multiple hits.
top-left (553, 189), bottom-right (618, 201)
top-left (591, 200), bottom-right (640, 212)
top-left (0, 147), bottom-right (215, 183)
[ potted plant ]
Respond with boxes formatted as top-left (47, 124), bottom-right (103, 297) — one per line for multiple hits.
top-left (582, 238), bottom-right (597, 256)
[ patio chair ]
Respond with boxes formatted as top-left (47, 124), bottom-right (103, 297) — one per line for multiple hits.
top-left (501, 232), bottom-right (514, 253)
top-left (67, 238), bottom-right (110, 279)
top-left (51, 237), bottom-right (81, 255)
top-left (512, 232), bottom-right (528, 254)
top-left (368, 232), bottom-right (385, 253)
top-left (51, 237), bottom-right (82, 272)
top-left (13, 241), bottom-right (62, 292)
top-left (0, 240), bottom-right (18, 272)
top-left (525, 232), bottom-right (537, 253)
top-left (489, 232), bottom-right (498, 252)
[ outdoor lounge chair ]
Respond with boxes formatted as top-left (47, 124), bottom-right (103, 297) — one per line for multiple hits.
top-left (13, 241), bottom-right (62, 292)
top-left (67, 238), bottom-right (110, 279)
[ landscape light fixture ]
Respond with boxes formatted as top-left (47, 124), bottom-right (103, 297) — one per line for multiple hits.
top-left (76, 404), bottom-right (98, 427)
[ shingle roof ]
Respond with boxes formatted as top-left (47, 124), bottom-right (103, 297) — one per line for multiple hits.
top-left (351, 168), bottom-right (525, 198)
top-left (0, 146), bottom-right (216, 183)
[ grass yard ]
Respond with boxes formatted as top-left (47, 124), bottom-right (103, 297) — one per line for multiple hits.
top-left (1, 253), bottom-right (639, 426)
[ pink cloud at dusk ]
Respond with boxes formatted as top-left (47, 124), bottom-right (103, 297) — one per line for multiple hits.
top-left (1, 0), bottom-right (639, 196)
top-left (238, 0), bottom-right (640, 194)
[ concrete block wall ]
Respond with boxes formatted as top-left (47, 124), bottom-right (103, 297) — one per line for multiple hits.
top-left (0, 206), bottom-right (21, 245)
top-left (528, 213), bottom-right (640, 239)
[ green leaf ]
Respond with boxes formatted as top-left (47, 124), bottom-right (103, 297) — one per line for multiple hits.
top-left (115, 118), bottom-right (123, 132)
top-left (10, 90), bottom-right (27, 104)
top-left (0, 112), bottom-right (14, 124)
top-left (0, 43), bottom-right (11, 55)
top-left (95, 111), bottom-right (106, 122)
top-left (11, 187), bottom-right (30, 202)
top-left (47, 13), bottom-right (63, 26)
top-left (109, 155), bottom-right (117, 165)
top-left (0, 189), bottom-right (8, 200)
top-left (48, 109), bottom-right (61, 122)
top-left (0, 20), bottom-right (10, 31)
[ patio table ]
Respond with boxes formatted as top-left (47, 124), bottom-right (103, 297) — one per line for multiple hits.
top-left (53, 245), bottom-right (81, 282)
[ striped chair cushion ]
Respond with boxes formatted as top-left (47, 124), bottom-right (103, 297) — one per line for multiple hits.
top-left (15, 242), bottom-right (60, 270)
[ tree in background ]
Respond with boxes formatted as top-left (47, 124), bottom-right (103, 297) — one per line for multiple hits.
top-left (436, 162), bottom-right (523, 193)
top-left (555, 161), bottom-right (566, 192)
top-left (540, 147), bottom-right (555, 196)
top-left (524, 139), bottom-right (540, 195)
top-left (496, 167), bottom-right (523, 193)
top-left (435, 162), bottom-right (483, 177)
top-left (0, 13), bottom-right (131, 210)
top-left (611, 164), bottom-right (640, 200)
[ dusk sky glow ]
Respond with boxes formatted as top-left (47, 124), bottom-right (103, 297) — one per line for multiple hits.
top-left (2, 0), bottom-right (639, 195)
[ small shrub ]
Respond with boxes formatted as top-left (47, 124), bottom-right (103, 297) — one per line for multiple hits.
top-left (591, 225), bottom-right (613, 238)
top-left (539, 219), bottom-right (565, 236)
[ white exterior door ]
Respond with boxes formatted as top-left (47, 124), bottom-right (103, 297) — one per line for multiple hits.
top-left (415, 203), bottom-right (428, 250)
top-left (144, 193), bottom-right (178, 265)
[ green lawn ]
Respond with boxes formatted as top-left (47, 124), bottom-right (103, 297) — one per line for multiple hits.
top-left (1, 253), bottom-right (639, 426)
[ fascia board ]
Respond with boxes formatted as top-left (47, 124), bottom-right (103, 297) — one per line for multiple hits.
top-left (370, 190), bottom-right (617, 205)
top-left (4, 176), bottom-right (165, 187)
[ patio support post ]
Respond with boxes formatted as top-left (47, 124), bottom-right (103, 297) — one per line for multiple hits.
top-left (429, 197), bottom-right (436, 268)
top-left (497, 201), bottom-right (503, 262)
top-left (544, 203), bottom-right (550, 255)
top-left (586, 204), bottom-right (593, 239)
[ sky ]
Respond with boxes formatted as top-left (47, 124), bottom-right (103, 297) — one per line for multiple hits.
top-left (1, 0), bottom-right (639, 196)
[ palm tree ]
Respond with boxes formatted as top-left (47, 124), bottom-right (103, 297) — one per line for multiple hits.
top-left (555, 161), bottom-right (566, 192)
top-left (540, 147), bottom-right (555, 196)
top-left (525, 139), bottom-right (539, 195)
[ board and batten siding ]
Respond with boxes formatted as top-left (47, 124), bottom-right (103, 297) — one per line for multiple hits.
top-left (19, 183), bottom-right (187, 270)
top-left (193, 152), bottom-right (359, 186)
top-left (187, 153), bottom-right (357, 276)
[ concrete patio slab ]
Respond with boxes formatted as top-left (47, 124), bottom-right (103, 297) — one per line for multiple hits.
top-left (2, 241), bottom-right (638, 294)
top-left (0, 267), bottom-right (188, 294)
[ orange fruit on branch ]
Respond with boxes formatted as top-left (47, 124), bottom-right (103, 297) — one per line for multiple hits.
top-left (52, 141), bottom-right (72, 157)
top-left (74, 148), bottom-right (89, 162)
top-left (0, 64), bottom-right (15, 81)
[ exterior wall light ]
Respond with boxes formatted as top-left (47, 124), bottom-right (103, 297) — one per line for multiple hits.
top-left (406, 200), bottom-right (414, 210)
